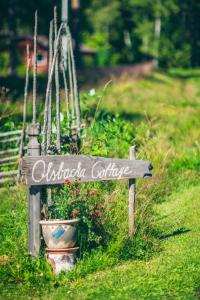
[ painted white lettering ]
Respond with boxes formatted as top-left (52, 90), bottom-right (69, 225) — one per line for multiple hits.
top-left (32, 160), bottom-right (45, 183)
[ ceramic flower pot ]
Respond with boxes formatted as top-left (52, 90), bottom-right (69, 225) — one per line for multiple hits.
top-left (39, 219), bottom-right (80, 249)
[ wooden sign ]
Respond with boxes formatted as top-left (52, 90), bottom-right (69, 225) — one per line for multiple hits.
top-left (21, 155), bottom-right (153, 186)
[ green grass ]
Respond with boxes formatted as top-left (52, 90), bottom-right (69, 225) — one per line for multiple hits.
top-left (49, 185), bottom-right (200, 299)
top-left (0, 70), bottom-right (200, 299)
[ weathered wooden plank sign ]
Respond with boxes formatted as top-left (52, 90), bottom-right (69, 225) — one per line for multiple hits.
top-left (22, 124), bottom-right (153, 257)
top-left (21, 155), bottom-right (152, 186)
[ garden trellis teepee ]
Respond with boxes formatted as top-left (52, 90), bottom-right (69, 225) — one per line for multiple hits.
top-left (23, 8), bottom-right (81, 158)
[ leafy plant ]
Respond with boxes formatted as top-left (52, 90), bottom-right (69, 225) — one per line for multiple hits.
top-left (47, 180), bottom-right (105, 247)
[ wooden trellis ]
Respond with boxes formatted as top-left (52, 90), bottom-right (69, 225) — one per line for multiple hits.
top-left (41, 8), bottom-right (81, 156)
top-left (16, 7), bottom-right (82, 160)
top-left (1, 7), bottom-right (81, 184)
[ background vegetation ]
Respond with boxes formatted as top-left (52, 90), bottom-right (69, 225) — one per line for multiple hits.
top-left (0, 0), bottom-right (200, 72)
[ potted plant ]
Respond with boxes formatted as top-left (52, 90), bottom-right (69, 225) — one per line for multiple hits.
top-left (40, 179), bottom-right (104, 250)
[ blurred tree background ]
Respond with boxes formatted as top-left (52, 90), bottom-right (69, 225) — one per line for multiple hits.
top-left (0, 0), bottom-right (200, 75)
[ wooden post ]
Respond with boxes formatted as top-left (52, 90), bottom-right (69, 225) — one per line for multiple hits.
top-left (129, 146), bottom-right (136, 237)
top-left (27, 124), bottom-right (41, 257)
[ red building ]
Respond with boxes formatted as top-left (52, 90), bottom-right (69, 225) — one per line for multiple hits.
top-left (17, 35), bottom-right (49, 73)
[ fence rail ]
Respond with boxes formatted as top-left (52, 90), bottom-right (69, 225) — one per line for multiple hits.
top-left (0, 129), bottom-right (26, 184)
top-left (0, 130), bottom-right (22, 138)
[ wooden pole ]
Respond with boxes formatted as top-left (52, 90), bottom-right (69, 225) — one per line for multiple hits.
top-left (27, 124), bottom-right (41, 257)
top-left (61, 0), bottom-right (68, 69)
top-left (67, 35), bottom-right (75, 127)
top-left (54, 6), bottom-right (61, 152)
top-left (128, 146), bottom-right (136, 236)
top-left (19, 45), bottom-right (30, 159)
top-left (43, 20), bottom-right (53, 155)
top-left (32, 11), bottom-right (38, 124)
top-left (47, 20), bottom-right (53, 152)
top-left (69, 36), bottom-right (81, 133)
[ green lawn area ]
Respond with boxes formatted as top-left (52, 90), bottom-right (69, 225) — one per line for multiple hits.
top-left (0, 70), bottom-right (200, 299)
top-left (52, 185), bottom-right (200, 299)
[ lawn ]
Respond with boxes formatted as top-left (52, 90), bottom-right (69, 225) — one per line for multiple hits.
top-left (0, 70), bottom-right (200, 299)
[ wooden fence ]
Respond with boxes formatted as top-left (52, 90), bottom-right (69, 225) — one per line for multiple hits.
top-left (0, 129), bottom-right (26, 184)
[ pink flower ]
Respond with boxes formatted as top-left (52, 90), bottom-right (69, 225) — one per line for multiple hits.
top-left (73, 210), bottom-right (79, 216)
top-left (92, 210), bottom-right (99, 217)
top-left (64, 179), bottom-right (70, 184)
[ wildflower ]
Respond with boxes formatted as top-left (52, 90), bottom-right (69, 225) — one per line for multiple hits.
top-left (64, 179), bottom-right (70, 184)
top-left (95, 201), bottom-right (99, 207)
top-left (69, 190), bottom-right (74, 195)
top-left (70, 201), bottom-right (75, 205)
top-left (73, 210), bottom-right (79, 216)
top-left (91, 190), bottom-right (99, 196)
top-left (92, 210), bottom-right (99, 217)
top-left (89, 88), bottom-right (96, 96)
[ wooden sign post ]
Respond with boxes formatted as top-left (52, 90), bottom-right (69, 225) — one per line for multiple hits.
top-left (27, 124), bottom-right (41, 257)
top-left (129, 146), bottom-right (136, 236)
top-left (21, 141), bottom-right (153, 257)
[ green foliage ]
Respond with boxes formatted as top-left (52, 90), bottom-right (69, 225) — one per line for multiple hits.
top-left (48, 181), bottom-right (105, 247)
top-left (1, 0), bottom-right (200, 74)
top-left (0, 52), bottom-right (9, 75)
top-left (82, 0), bottom-right (200, 67)
top-left (82, 116), bottom-right (135, 157)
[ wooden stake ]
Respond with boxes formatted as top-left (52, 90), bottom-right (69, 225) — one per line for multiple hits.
top-left (69, 35), bottom-right (81, 133)
top-left (19, 45), bottom-right (30, 158)
top-left (61, 58), bottom-right (70, 129)
top-left (67, 31), bottom-right (75, 127)
top-left (32, 11), bottom-right (38, 124)
top-left (54, 6), bottom-right (61, 152)
top-left (128, 146), bottom-right (136, 236)
top-left (43, 23), bottom-right (64, 151)
top-left (42, 20), bottom-right (53, 155)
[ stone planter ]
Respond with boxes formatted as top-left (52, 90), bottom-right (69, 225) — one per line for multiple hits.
top-left (39, 219), bottom-right (80, 249)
